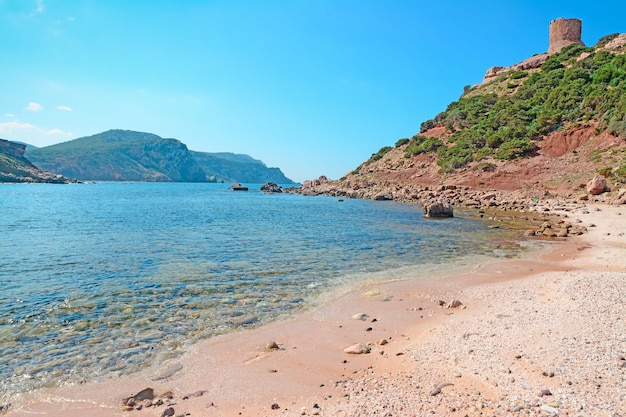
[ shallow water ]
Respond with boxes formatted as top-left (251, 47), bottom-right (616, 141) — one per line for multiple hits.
top-left (0, 182), bottom-right (526, 400)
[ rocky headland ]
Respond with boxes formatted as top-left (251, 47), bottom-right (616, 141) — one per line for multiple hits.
top-left (288, 22), bottom-right (626, 236)
top-left (0, 139), bottom-right (73, 183)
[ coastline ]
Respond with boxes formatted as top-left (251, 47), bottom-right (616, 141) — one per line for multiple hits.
top-left (4, 204), bottom-right (625, 417)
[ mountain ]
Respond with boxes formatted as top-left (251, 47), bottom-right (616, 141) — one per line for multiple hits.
top-left (299, 26), bottom-right (626, 208)
top-left (0, 139), bottom-right (72, 183)
top-left (25, 129), bottom-right (294, 183)
top-left (191, 151), bottom-right (294, 183)
top-left (26, 130), bottom-right (208, 182)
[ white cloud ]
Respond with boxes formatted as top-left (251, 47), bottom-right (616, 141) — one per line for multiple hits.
top-left (25, 102), bottom-right (44, 112)
top-left (0, 121), bottom-right (72, 138)
top-left (4, 113), bottom-right (16, 118)
top-left (26, 0), bottom-right (45, 18)
top-left (33, 0), bottom-right (45, 14)
top-left (57, 105), bottom-right (73, 112)
top-left (0, 121), bottom-right (38, 133)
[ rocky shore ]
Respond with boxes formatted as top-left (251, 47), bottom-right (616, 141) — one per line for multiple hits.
top-left (287, 174), bottom-right (626, 238)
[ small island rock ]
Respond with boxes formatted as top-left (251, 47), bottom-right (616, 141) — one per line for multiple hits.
top-left (261, 182), bottom-right (283, 193)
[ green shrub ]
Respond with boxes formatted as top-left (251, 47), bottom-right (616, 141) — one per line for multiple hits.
top-left (404, 136), bottom-right (443, 157)
top-left (395, 138), bottom-right (410, 147)
top-left (369, 146), bottom-right (393, 162)
top-left (510, 70), bottom-right (528, 80)
top-left (473, 162), bottom-right (496, 172)
top-left (494, 138), bottom-right (534, 160)
top-left (615, 163), bottom-right (626, 182)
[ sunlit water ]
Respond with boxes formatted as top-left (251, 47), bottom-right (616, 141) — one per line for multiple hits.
top-left (0, 182), bottom-right (528, 400)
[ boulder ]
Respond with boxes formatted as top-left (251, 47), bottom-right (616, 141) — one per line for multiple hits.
top-left (229, 183), bottom-right (248, 191)
top-left (260, 182), bottom-right (283, 193)
top-left (586, 175), bottom-right (608, 195)
top-left (423, 200), bottom-right (454, 218)
top-left (613, 188), bottom-right (626, 205)
top-left (373, 193), bottom-right (393, 201)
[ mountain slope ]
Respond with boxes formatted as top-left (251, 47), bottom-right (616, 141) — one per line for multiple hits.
top-left (191, 151), bottom-right (294, 183)
top-left (26, 130), bottom-right (295, 183)
top-left (302, 32), bottom-right (626, 206)
top-left (26, 130), bottom-right (211, 182)
top-left (0, 139), bottom-right (71, 183)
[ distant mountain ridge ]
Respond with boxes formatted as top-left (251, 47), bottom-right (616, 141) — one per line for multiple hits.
top-left (190, 151), bottom-right (293, 183)
top-left (23, 129), bottom-right (294, 183)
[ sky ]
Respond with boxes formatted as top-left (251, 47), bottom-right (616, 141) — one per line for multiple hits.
top-left (1, 1), bottom-right (625, 182)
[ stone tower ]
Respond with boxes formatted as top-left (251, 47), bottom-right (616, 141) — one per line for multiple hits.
top-left (549, 18), bottom-right (584, 54)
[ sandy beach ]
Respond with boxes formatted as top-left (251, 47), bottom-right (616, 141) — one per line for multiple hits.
top-left (4, 203), bottom-right (625, 417)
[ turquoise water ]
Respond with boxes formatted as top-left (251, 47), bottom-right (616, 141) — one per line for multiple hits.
top-left (0, 182), bottom-right (524, 400)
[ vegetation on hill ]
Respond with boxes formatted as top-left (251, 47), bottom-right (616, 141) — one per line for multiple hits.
top-left (25, 130), bottom-right (295, 183)
top-left (27, 130), bottom-right (208, 182)
top-left (370, 40), bottom-right (626, 181)
top-left (191, 151), bottom-right (294, 183)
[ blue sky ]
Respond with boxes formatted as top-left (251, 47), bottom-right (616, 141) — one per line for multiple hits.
top-left (1, 1), bottom-right (624, 182)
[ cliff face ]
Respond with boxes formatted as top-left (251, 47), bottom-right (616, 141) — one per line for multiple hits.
top-left (0, 139), bottom-right (71, 183)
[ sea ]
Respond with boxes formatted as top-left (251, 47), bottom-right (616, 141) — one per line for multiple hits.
top-left (0, 182), bottom-right (531, 401)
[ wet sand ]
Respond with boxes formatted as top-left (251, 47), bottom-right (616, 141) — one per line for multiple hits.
top-left (4, 204), bottom-right (625, 417)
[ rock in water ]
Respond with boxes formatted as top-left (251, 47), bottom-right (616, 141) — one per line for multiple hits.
top-left (423, 200), bottom-right (454, 218)
top-left (261, 182), bottom-right (283, 193)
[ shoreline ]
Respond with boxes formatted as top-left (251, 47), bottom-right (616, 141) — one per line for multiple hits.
top-left (4, 204), bottom-right (625, 417)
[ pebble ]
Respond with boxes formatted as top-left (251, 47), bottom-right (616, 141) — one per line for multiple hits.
top-left (271, 403), bottom-right (280, 410)
top-left (430, 383), bottom-right (453, 396)
top-left (446, 299), bottom-right (463, 309)
top-left (351, 313), bottom-right (369, 321)
top-left (343, 343), bottom-right (371, 354)
top-left (182, 390), bottom-right (205, 399)
top-left (161, 407), bottom-right (175, 417)
top-left (540, 404), bottom-right (559, 414)
top-left (266, 341), bottom-right (280, 350)
top-left (538, 389), bottom-right (552, 397)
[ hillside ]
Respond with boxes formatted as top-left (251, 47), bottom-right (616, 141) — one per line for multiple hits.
top-left (26, 130), bottom-right (208, 182)
top-left (298, 29), bottom-right (626, 209)
top-left (191, 151), bottom-right (294, 184)
top-left (0, 139), bottom-right (72, 183)
top-left (26, 130), bottom-right (294, 183)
